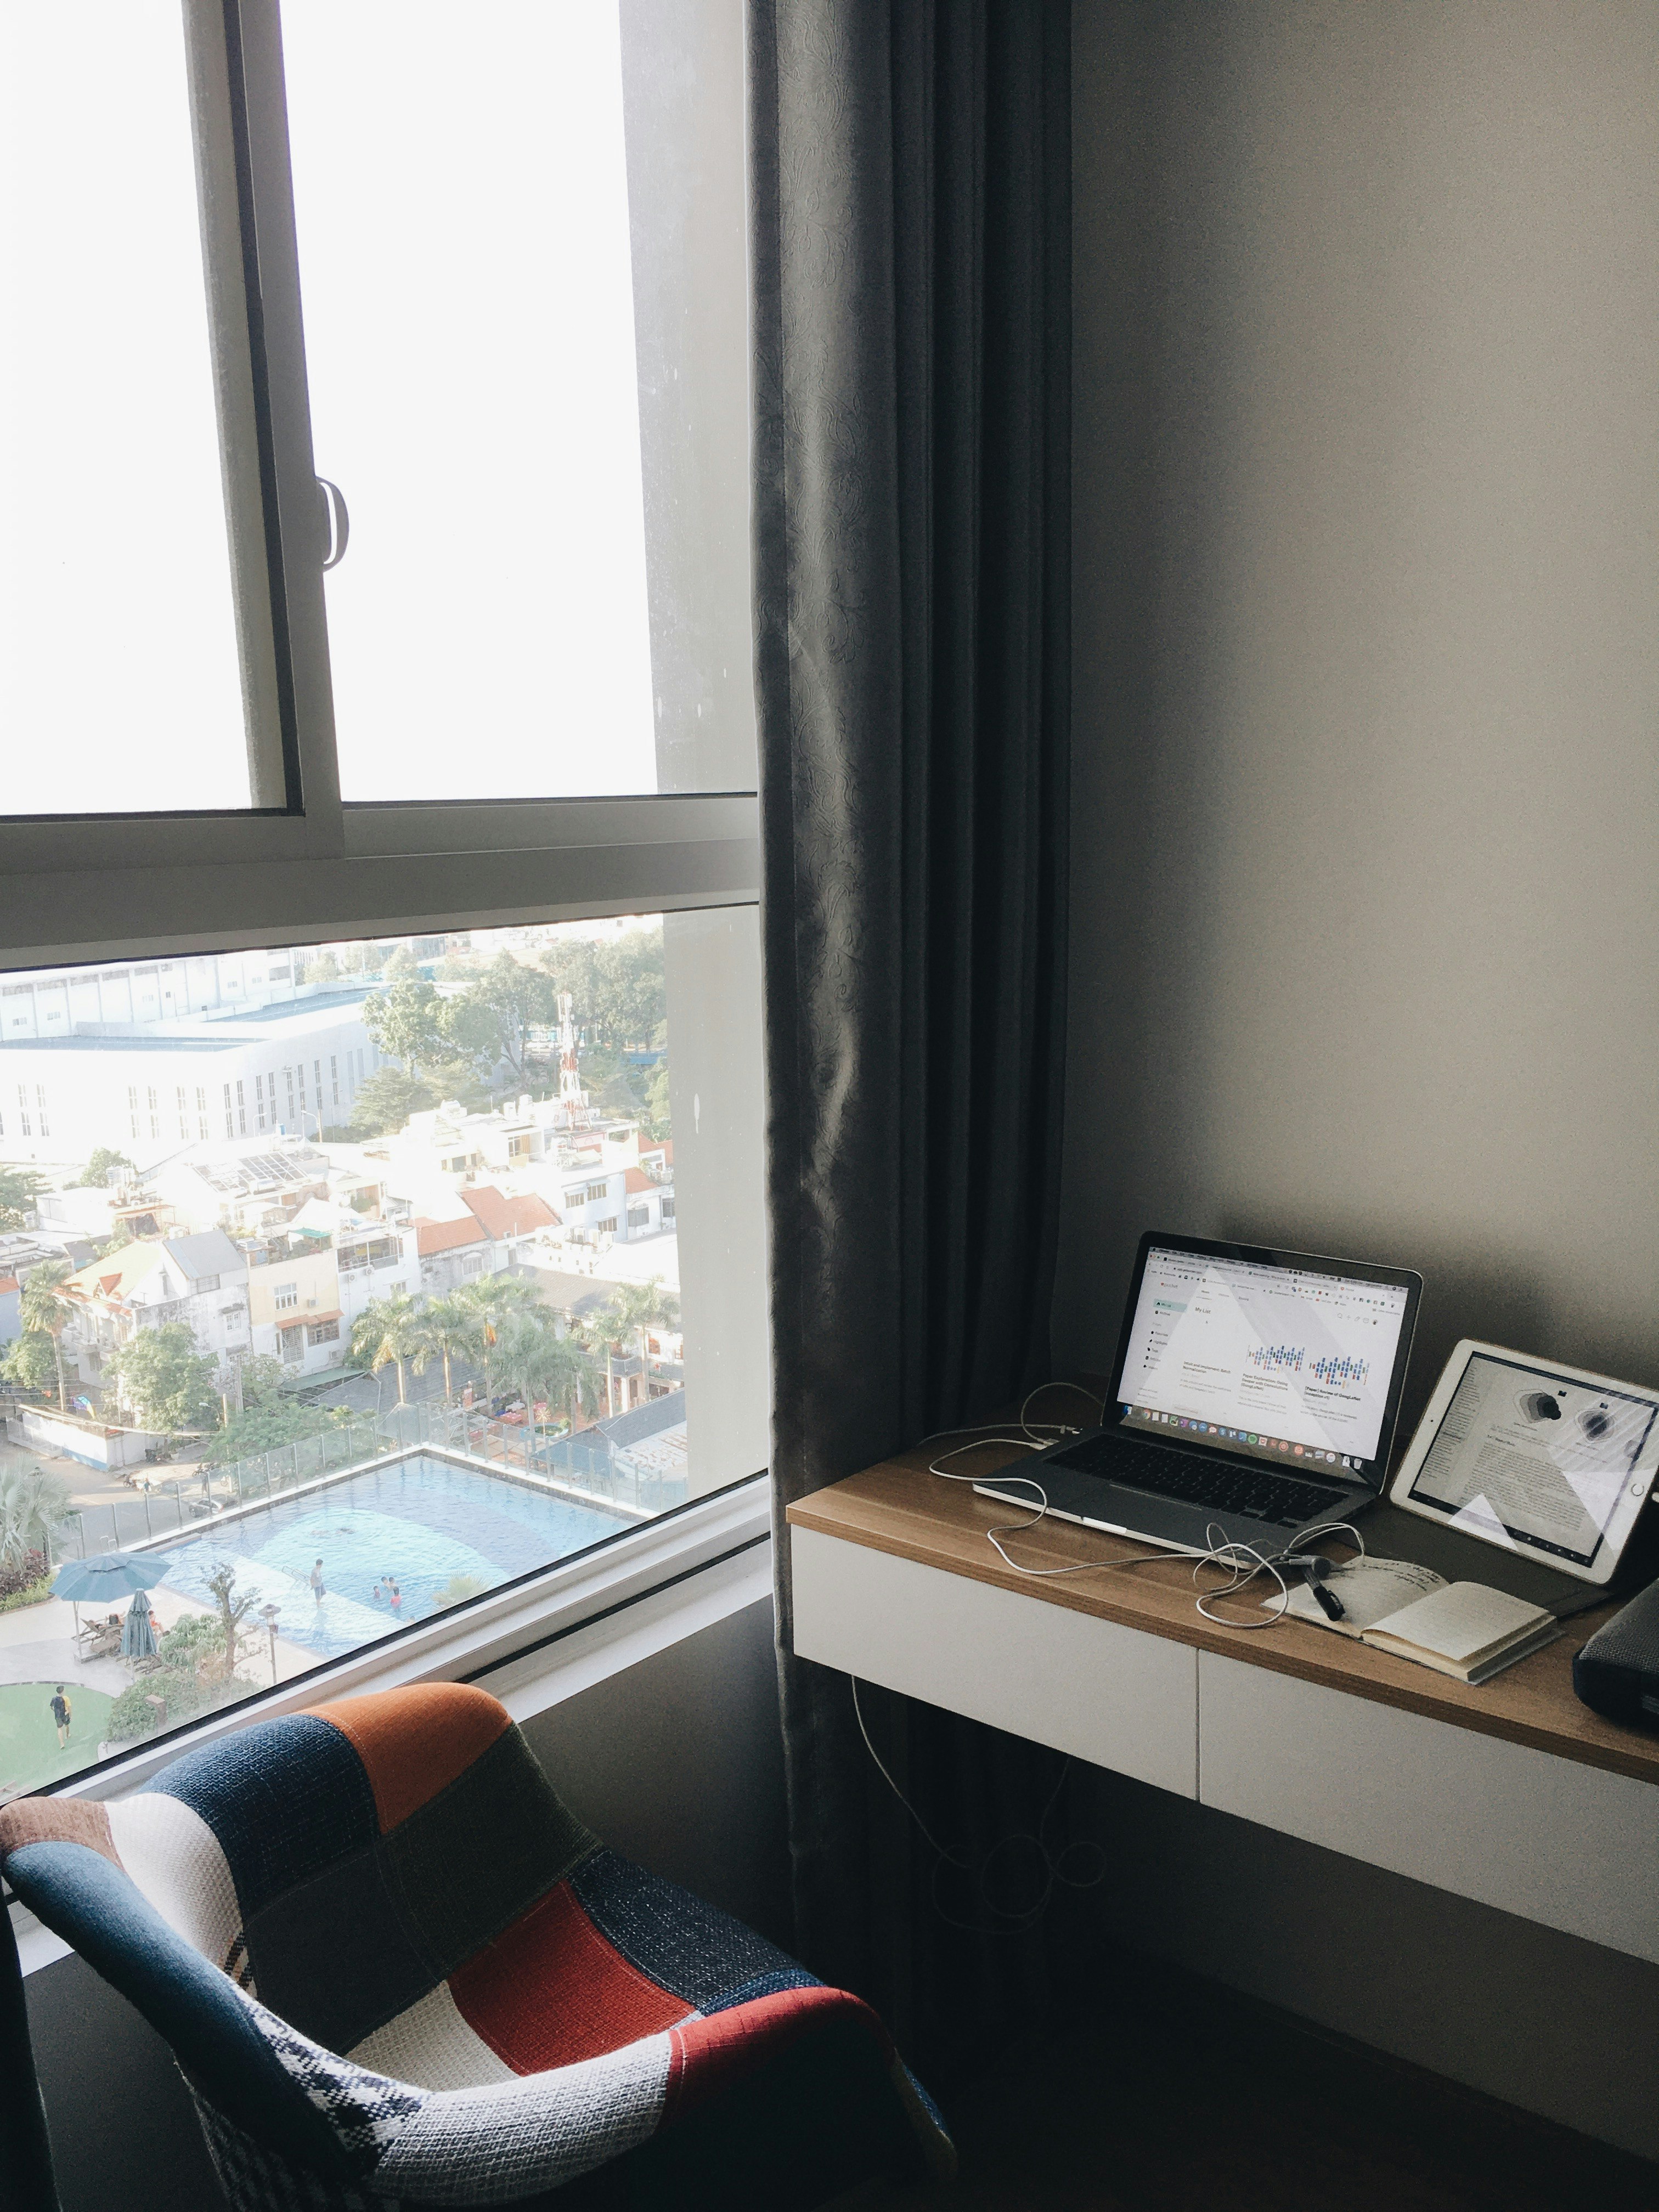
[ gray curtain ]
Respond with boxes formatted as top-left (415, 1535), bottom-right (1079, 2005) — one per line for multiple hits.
top-left (751, 0), bottom-right (1073, 2079)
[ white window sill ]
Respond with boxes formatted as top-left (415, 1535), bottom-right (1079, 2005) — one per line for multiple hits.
top-left (10, 1474), bottom-right (772, 1976)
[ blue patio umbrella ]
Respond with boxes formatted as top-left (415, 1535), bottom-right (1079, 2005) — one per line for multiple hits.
top-left (53, 1549), bottom-right (174, 1644)
top-left (121, 1588), bottom-right (159, 1661)
top-left (52, 1550), bottom-right (173, 1605)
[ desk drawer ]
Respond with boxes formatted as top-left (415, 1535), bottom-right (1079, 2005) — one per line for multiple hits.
top-left (790, 1527), bottom-right (1198, 1797)
top-left (1200, 1652), bottom-right (1659, 1962)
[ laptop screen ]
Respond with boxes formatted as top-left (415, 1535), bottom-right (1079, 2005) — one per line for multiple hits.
top-left (1112, 1242), bottom-right (1418, 1487)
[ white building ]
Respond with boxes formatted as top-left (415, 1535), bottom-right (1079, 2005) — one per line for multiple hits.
top-left (0, 990), bottom-right (383, 1173)
top-left (61, 1230), bottom-right (251, 1400)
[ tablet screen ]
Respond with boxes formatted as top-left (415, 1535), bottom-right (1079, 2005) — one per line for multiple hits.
top-left (1405, 1351), bottom-right (1659, 1567)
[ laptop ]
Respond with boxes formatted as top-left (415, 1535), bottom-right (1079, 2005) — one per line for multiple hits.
top-left (977, 1232), bottom-right (1423, 1555)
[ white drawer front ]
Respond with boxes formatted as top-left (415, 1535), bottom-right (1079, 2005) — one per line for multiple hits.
top-left (1200, 1651), bottom-right (1659, 1962)
top-left (790, 1527), bottom-right (1198, 1797)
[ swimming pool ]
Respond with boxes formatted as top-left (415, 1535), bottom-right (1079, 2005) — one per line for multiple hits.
top-left (152, 1454), bottom-right (634, 1662)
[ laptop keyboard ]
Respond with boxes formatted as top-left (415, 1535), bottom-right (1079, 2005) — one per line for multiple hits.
top-left (1045, 1435), bottom-right (1348, 1529)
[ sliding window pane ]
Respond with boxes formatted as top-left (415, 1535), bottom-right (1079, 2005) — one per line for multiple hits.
top-left (0, 4), bottom-right (257, 814)
top-left (280, 0), bottom-right (755, 802)
top-left (0, 911), bottom-right (764, 1801)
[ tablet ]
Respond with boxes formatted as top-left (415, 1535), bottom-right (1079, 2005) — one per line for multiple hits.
top-left (1389, 1341), bottom-right (1659, 1585)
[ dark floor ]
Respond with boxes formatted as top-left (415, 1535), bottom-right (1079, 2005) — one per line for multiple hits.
top-left (838, 1973), bottom-right (1658, 2212)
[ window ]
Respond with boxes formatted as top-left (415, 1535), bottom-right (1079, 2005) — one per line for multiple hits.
top-left (586, 1182), bottom-right (611, 1204)
top-left (596, 1216), bottom-right (619, 1237)
top-left (196, 1274), bottom-right (221, 1294)
top-left (16, 1086), bottom-right (29, 1138)
top-left (661, 1197), bottom-right (676, 1223)
top-left (627, 1207), bottom-right (650, 1231)
top-left (0, 2), bottom-right (763, 1812)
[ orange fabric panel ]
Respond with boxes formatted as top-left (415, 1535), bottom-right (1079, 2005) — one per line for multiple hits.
top-left (308, 1683), bottom-right (512, 1834)
top-left (450, 1878), bottom-right (690, 2074)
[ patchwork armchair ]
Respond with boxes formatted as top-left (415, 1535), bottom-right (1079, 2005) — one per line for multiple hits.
top-left (1, 1682), bottom-right (952, 2209)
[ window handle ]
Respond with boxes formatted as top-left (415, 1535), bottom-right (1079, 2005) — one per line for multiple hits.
top-left (318, 477), bottom-right (350, 570)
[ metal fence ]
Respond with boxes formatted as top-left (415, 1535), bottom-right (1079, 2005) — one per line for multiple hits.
top-left (59, 1398), bottom-right (687, 1557)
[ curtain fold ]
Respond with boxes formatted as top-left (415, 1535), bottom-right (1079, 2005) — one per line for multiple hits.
top-left (751, 0), bottom-right (1072, 2079)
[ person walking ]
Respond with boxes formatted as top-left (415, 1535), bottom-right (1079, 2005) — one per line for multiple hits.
top-left (310, 1557), bottom-right (326, 1604)
top-left (49, 1684), bottom-right (71, 1749)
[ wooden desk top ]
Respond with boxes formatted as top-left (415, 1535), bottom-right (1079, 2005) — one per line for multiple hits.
top-left (787, 1437), bottom-right (1659, 1788)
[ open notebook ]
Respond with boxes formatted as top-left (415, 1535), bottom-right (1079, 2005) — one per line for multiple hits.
top-left (1271, 1560), bottom-right (1560, 1684)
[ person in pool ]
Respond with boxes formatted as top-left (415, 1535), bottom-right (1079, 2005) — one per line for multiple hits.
top-left (384, 1572), bottom-right (403, 1613)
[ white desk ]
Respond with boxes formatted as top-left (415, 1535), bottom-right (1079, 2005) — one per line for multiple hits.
top-left (788, 1456), bottom-right (1659, 1965)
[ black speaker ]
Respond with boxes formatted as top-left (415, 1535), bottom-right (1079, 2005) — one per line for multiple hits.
top-left (1572, 1576), bottom-right (1659, 1726)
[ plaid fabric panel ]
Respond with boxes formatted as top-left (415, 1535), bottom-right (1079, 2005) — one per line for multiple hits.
top-left (349, 1983), bottom-right (517, 2094)
top-left (569, 1849), bottom-right (816, 2014)
top-left (244, 1837), bottom-right (437, 2055)
top-left (370, 2031), bottom-right (672, 2207)
top-left (150, 1716), bottom-right (379, 1922)
top-left (309, 1686), bottom-right (512, 1833)
top-left (190, 2090), bottom-right (403, 2212)
top-left (244, 1993), bottom-right (428, 2166)
top-left (382, 1724), bottom-right (595, 1980)
top-left (662, 1986), bottom-right (881, 2125)
top-left (107, 1792), bottom-right (245, 1984)
top-left (447, 1880), bottom-right (691, 2075)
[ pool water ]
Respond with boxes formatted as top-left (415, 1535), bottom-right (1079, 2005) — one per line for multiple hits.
top-left (155, 1454), bottom-right (632, 1662)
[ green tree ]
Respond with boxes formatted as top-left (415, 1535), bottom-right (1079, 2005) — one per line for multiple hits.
top-left (598, 1278), bottom-right (680, 1417)
top-left (533, 1326), bottom-right (604, 1433)
top-left (593, 930), bottom-right (665, 1047)
top-left (539, 936), bottom-right (602, 1029)
top-left (77, 1147), bottom-right (134, 1189)
top-left (1, 1329), bottom-right (58, 1399)
top-left (301, 946), bottom-right (341, 985)
top-left (454, 1274), bottom-right (543, 1406)
top-left (202, 1394), bottom-right (352, 1468)
top-left (0, 1166), bottom-right (44, 1229)
top-left (105, 1323), bottom-right (219, 1438)
top-left (0, 1464), bottom-right (71, 1569)
top-left (441, 954), bottom-right (556, 1087)
top-left (363, 977), bottom-right (445, 1076)
top-left (644, 1056), bottom-right (671, 1141)
top-left (417, 1292), bottom-right (474, 1400)
top-left (19, 1260), bottom-right (76, 1413)
top-left (204, 1563), bottom-right (258, 1683)
top-left (349, 1291), bottom-right (426, 1404)
top-left (348, 1068), bottom-right (436, 1138)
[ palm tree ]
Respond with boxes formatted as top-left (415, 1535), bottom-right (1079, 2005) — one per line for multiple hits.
top-left (491, 1310), bottom-right (603, 1441)
top-left (348, 1291), bottom-right (425, 1405)
top-left (598, 1277), bottom-right (680, 1418)
top-left (417, 1291), bottom-right (473, 1400)
top-left (0, 1464), bottom-right (71, 1570)
top-left (19, 1259), bottom-right (76, 1413)
top-left (454, 1274), bottom-right (542, 1407)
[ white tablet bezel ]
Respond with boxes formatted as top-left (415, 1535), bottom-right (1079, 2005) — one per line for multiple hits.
top-left (1389, 1339), bottom-right (1659, 1585)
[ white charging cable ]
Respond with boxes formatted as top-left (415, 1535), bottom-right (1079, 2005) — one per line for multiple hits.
top-left (926, 1433), bottom-right (1365, 1628)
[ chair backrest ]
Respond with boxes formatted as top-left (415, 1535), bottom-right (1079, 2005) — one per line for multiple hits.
top-left (2, 1683), bottom-right (955, 2210)
top-left (1, 1684), bottom-right (594, 2058)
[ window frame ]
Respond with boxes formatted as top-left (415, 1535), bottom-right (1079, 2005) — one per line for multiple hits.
top-left (0, 1), bottom-right (759, 907)
top-left (0, 0), bottom-right (771, 1815)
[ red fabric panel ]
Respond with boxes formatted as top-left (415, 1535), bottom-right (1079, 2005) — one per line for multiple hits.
top-left (664, 1985), bottom-right (889, 2124)
top-left (307, 1684), bottom-right (510, 1834)
top-left (450, 1878), bottom-right (690, 2073)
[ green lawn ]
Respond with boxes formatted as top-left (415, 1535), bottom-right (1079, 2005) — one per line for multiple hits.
top-left (0, 1681), bottom-right (117, 1796)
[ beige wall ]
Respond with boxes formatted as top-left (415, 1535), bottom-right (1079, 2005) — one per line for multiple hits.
top-left (1060, 0), bottom-right (1659, 1430)
top-left (1061, 0), bottom-right (1659, 2155)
